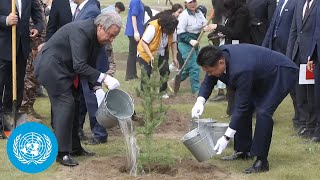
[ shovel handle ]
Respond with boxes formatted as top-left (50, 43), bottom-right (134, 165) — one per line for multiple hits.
top-left (12, 0), bottom-right (17, 101)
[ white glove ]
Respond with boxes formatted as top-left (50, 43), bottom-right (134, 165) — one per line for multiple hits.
top-left (95, 89), bottom-right (105, 107)
top-left (213, 127), bottom-right (236, 154)
top-left (191, 97), bottom-right (206, 118)
top-left (214, 136), bottom-right (229, 154)
top-left (103, 74), bottom-right (120, 90)
top-left (189, 40), bottom-right (199, 47)
top-left (134, 32), bottom-right (140, 41)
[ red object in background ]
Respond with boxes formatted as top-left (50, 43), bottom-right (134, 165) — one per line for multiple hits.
top-left (73, 75), bottom-right (80, 89)
top-left (306, 69), bottom-right (314, 80)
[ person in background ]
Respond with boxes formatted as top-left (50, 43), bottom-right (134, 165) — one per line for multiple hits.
top-left (246, 0), bottom-right (277, 45)
top-left (137, 13), bottom-right (179, 99)
top-left (307, 1), bottom-right (320, 143)
top-left (286, 0), bottom-right (318, 139)
top-left (20, 0), bottom-right (47, 122)
top-left (175, 0), bottom-right (207, 94)
top-left (192, 44), bottom-right (298, 173)
top-left (101, 2), bottom-right (125, 14)
top-left (125, 0), bottom-right (145, 81)
top-left (262, 0), bottom-right (298, 129)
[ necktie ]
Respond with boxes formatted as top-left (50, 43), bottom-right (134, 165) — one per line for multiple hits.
top-left (73, 75), bottom-right (80, 89)
top-left (303, 0), bottom-right (311, 22)
top-left (73, 5), bottom-right (80, 21)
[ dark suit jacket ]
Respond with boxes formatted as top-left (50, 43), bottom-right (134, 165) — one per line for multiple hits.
top-left (215, 6), bottom-right (252, 44)
top-left (74, 0), bottom-right (100, 21)
top-left (262, 0), bottom-right (297, 55)
top-left (46, 0), bottom-right (72, 41)
top-left (246, 0), bottom-right (277, 45)
top-left (199, 44), bottom-right (298, 130)
top-left (310, 2), bottom-right (320, 62)
top-left (286, 0), bottom-right (318, 64)
top-left (0, 0), bottom-right (44, 61)
top-left (34, 19), bottom-right (102, 96)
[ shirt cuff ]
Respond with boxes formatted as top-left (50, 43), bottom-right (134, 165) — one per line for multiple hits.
top-left (6, 16), bottom-right (9, 26)
top-left (97, 73), bottom-right (105, 83)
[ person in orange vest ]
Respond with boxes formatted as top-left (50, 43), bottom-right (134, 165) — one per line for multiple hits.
top-left (137, 12), bottom-right (178, 98)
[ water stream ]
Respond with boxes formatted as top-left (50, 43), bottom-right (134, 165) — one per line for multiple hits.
top-left (118, 118), bottom-right (139, 176)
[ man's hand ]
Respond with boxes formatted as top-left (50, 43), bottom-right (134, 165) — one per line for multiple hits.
top-left (307, 57), bottom-right (314, 72)
top-left (204, 24), bottom-right (217, 32)
top-left (29, 29), bottom-right (39, 38)
top-left (95, 88), bottom-right (106, 106)
top-left (134, 32), bottom-right (140, 42)
top-left (103, 74), bottom-right (120, 90)
top-left (191, 97), bottom-right (206, 118)
top-left (214, 136), bottom-right (229, 154)
top-left (6, 13), bottom-right (18, 26)
top-left (189, 40), bottom-right (199, 47)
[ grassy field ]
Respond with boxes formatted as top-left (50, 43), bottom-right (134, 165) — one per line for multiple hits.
top-left (0, 0), bottom-right (320, 179)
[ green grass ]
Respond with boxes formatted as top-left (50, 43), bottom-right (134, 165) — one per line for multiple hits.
top-left (1, 0), bottom-right (320, 179)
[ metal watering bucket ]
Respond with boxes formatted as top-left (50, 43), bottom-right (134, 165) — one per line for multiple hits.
top-left (207, 122), bottom-right (229, 144)
top-left (181, 125), bottom-right (216, 162)
top-left (190, 118), bottom-right (217, 130)
top-left (96, 89), bottom-right (134, 129)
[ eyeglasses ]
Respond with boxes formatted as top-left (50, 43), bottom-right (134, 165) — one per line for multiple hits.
top-left (187, 0), bottom-right (197, 4)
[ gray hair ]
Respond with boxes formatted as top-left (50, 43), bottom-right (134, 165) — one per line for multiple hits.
top-left (94, 12), bottom-right (122, 30)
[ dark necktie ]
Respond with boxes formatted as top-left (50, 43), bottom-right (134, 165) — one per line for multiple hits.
top-left (73, 5), bottom-right (80, 21)
top-left (303, 0), bottom-right (311, 22)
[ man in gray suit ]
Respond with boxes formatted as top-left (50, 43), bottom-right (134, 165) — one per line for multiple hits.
top-left (34, 13), bottom-right (122, 166)
top-left (287, 0), bottom-right (318, 138)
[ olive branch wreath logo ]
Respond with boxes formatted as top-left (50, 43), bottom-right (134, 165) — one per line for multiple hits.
top-left (13, 134), bottom-right (52, 165)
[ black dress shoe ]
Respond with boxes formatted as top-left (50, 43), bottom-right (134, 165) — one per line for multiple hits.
top-left (85, 137), bottom-right (107, 145)
top-left (56, 154), bottom-right (79, 166)
top-left (243, 160), bottom-right (269, 174)
top-left (78, 129), bottom-right (88, 141)
top-left (298, 128), bottom-right (313, 139)
top-left (221, 151), bottom-right (253, 161)
top-left (311, 136), bottom-right (320, 143)
top-left (71, 148), bottom-right (95, 157)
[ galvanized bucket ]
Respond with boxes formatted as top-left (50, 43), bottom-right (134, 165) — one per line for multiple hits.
top-left (190, 118), bottom-right (217, 130)
top-left (207, 122), bottom-right (229, 144)
top-left (181, 125), bottom-right (216, 162)
top-left (96, 89), bottom-right (134, 129)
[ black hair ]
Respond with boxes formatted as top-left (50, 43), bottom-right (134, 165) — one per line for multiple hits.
top-left (158, 14), bottom-right (179, 35)
top-left (115, 2), bottom-right (125, 12)
top-left (223, 0), bottom-right (245, 18)
top-left (197, 5), bottom-right (207, 17)
top-left (172, 4), bottom-right (183, 13)
top-left (197, 45), bottom-right (224, 67)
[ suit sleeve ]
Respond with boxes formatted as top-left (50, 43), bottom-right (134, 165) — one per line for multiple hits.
top-left (31, 0), bottom-right (44, 34)
top-left (262, 6), bottom-right (278, 48)
top-left (229, 72), bottom-right (253, 130)
top-left (215, 9), bottom-right (250, 40)
top-left (70, 28), bottom-right (101, 83)
top-left (198, 74), bottom-right (218, 100)
top-left (286, 4), bottom-right (298, 58)
top-left (46, 0), bottom-right (58, 41)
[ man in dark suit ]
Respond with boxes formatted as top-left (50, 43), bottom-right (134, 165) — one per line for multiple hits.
top-left (307, 2), bottom-right (320, 143)
top-left (73, 0), bottom-right (109, 145)
top-left (286, 0), bottom-right (318, 138)
top-left (262, 0), bottom-right (298, 129)
top-left (34, 13), bottom-right (122, 166)
top-left (0, 0), bottom-right (43, 133)
top-left (246, 0), bottom-right (277, 45)
top-left (192, 44), bottom-right (298, 173)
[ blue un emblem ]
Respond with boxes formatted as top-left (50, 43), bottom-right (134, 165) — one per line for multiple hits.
top-left (7, 122), bottom-right (58, 174)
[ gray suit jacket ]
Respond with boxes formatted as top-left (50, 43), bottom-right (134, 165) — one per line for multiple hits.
top-left (286, 0), bottom-right (318, 63)
top-left (34, 19), bottom-right (101, 96)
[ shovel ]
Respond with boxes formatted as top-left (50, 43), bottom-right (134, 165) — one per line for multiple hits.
top-left (3, 0), bottom-right (27, 138)
top-left (173, 10), bottom-right (215, 95)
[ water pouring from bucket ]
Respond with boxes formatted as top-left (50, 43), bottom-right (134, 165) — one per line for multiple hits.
top-left (96, 89), bottom-right (138, 176)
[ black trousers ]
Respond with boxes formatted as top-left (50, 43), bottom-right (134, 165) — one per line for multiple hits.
top-left (313, 57), bottom-right (320, 137)
top-left (48, 86), bottom-right (82, 153)
top-left (0, 45), bottom-right (27, 114)
top-left (139, 56), bottom-right (169, 93)
top-left (125, 36), bottom-right (138, 80)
